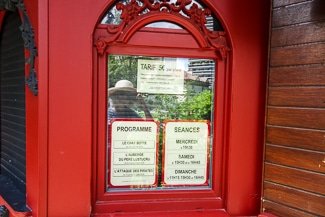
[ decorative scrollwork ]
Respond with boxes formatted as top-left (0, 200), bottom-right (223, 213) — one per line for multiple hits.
top-left (0, 0), bottom-right (19, 11)
top-left (0, 0), bottom-right (38, 96)
top-left (0, 205), bottom-right (9, 217)
top-left (95, 0), bottom-right (230, 59)
top-left (17, 1), bottom-right (38, 96)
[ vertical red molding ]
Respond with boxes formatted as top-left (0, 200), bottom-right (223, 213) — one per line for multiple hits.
top-left (22, 1), bottom-right (43, 217)
top-left (210, 0), bottom-right (270, 215)
top-left (35, 0), bottom-right (49, 216)
top-left (46, 0), bottom-right (108, 216)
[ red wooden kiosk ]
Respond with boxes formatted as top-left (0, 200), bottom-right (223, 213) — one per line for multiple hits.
top-left (0, 0), bottom-right (272, 216)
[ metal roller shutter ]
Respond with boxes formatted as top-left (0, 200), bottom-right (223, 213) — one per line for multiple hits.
top-left (0, 10), bottom-right (26, 193)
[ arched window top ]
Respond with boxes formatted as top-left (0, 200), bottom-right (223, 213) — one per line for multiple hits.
top-left (95, 0), bottom-right (230, 59)
top-left (100, 0), bottom-right (223, 31)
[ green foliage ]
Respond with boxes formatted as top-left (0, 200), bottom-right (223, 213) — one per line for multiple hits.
top-left (178, 90), bottom-right (212, 120)
top-left (151, 94), bottom-right (181, 122)
top-left (108, 55), bottom-right (138, 87)
top-left (148, 89), bottom-right (212, 121)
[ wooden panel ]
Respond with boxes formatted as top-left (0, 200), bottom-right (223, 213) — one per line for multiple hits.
top-left (268, 87), bottom-right (325, 108)
top-left (263, 182), bottom-right (325, 216)
top-left (264, 0), bottom-right (325, 216)
top-left (266, 126), bottom-right (325, 152)
top-left (271, 21), bottom-right (325, 47)
top-left (265, 144), bottom-right (325, 173)
top-left (267, 107), bottom-right (325, 130)
top-left (269, 65), bottom-right (325, 86)
top-left (262, 200), bottom-right (319, 217)
top-left (273, 0), bottom-right (307, 8)
top-left (272, 0), bottom-right (325, 27)
top-left (264, 163), bottom-right (325, 195)
top-left (270, 43), bottom-right (325, 67)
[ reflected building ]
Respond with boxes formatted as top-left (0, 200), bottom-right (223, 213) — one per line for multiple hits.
top-left (187, 59), bottom-right (215, 86)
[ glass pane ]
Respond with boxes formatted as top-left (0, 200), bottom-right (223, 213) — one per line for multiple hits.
top-left (107, 55), bottom-right (215, 191)
top-left (145, 22), bottom-right (183, 29)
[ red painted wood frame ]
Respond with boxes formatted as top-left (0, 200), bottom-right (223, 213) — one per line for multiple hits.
top-left (92, 10), bottom-right (231, 213)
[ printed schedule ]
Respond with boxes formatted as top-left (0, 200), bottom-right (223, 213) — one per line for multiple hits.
top-left (163, 121), bottom-right (210, 186)
top-left (109, 120), bottom-right (158, 187)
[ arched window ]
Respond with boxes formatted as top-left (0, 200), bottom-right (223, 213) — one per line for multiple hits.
top-left (93, 0), bottom-right (230, 213)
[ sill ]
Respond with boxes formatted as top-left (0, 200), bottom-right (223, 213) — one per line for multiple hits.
top-left (0, 175), bottom-right (31, 216)
top-left (92, 209), bottom-right (231, 217)
top-left (92, 210), bottom-right (278, 217)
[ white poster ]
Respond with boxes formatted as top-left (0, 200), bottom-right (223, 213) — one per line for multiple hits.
top-left (137, 59), bottom-right (185, 94)
top-left (163, 121), bottom-right (210, 185)
top-left (109, 120), bottom-right (158, 187)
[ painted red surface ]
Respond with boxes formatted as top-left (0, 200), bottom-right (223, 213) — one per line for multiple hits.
top-left (258, 213), bottom-right (278, 217)
top-left (0, 0), bottom-right (271, 216)
top-left (0, 196), bottom-right (31, 217)
top-left (93, 210), bottom-right (231, 217)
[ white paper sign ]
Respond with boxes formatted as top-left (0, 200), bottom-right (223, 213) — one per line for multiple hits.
top-left (163, 121), bottom-right (209, 185)
top-left (137, 59), bottom-right (184, 94)
top-left (109, 120), bottom-right (158, 187)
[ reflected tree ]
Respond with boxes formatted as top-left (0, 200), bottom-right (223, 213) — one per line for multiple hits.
top-left (108, 55), bottom-right (138, 87)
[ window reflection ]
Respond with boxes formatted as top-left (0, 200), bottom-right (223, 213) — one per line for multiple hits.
top-left (107, 55), bottom-right (215, 190)
top-left (146, 22), bottom-right (183, 29)
top-left (107, 55), bottom-right (215, 122)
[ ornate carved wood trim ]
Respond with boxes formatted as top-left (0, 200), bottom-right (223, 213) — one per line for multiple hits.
top-left (0, 0), bottom-right (38, 96)
top-left (95, 0), bottom-right (230, 59)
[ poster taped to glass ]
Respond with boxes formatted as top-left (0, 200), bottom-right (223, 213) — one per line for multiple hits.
top-left (108, 119), bottom-right (159, 188)
top-left (162, 120), bottom-right (210, 186)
